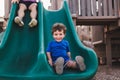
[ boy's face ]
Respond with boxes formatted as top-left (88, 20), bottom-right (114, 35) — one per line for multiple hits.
top-left (53, 30), bottom-right (65, 42)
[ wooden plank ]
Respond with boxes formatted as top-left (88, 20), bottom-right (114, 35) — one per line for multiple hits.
top-left (72, 0), bottom-right (76, 14)
top-left (54, 0), bottom-right (57, 9)
top-left (98, 0), bottom-right (102, 16)
top-left (78, 0), bottom-right (81, 15)
top-left (103, 0), bottom-right (107, 16)
top-left (68, 0), bottom-right (73, 14)
top-left (81, 0), bottom-right (86, 16)
top-left (71, 0), bottom-right (73, 13)
top-left (92, 0), bottom-right (97, 16)
top-left (119, 0), bottom-right (120, 17)
top-left (86, 0), bottom-right (91, 16)
top-left (114, 0), bottom-right (118, 16)
top-left (108, 0), bottom-right (113, 16)
top-left (4, 0), bottom-right (11, 19)
top-left (76, 0), bottom-right (79, 15)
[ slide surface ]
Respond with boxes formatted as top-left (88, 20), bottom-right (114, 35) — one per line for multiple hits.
top-left (0, 1), bottom-right (98, 80)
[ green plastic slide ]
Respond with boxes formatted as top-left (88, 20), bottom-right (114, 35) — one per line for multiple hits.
top-left (0, 1), bottom-right (98, 80)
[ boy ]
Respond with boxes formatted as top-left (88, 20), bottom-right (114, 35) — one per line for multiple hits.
top-left (46, 23), bottom-right (86, 75)
top-left (11, 0), bottom-right (37, 27)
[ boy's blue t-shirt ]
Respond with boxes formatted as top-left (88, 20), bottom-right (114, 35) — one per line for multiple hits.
top-left (46, 40), bottom-right (70, 63)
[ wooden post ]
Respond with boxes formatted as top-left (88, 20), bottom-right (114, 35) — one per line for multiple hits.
top-left (106, 33), bottom-right (112, 66)
top-left (72, 14), bottom-right (77, 26)
top-left (118, 19), bottom-right (120, 26)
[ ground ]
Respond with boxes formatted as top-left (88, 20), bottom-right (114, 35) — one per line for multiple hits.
top-left (92, 62), bottom-right (120, 80)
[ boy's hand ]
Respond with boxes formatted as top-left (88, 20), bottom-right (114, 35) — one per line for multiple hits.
top-left (11, 0), bottom-right (19, 4)
top-left (66, 60), bottom-right (76, 68)
top-left (48, 59), bottom-right (53, 66)
top-left (46, 52), bottom-right (53, 66)
top-left (67, 52), bottom-right (71, 59)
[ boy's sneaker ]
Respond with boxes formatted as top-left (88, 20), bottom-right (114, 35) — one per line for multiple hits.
top-left (14, 16), bottom-right (24, 26)
top-left (28, 19), bottom-right (37, 27)
top-left (55, 57), bottom-right (64, 75)
top-left (75, 56), bottom-right (86, 71)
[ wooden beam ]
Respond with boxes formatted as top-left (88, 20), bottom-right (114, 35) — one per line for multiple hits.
top-left (77, 16), bottom-right (117, 20)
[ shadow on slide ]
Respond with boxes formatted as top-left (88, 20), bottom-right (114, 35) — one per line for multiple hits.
top-left (0, 0), bottom-right (98, 80)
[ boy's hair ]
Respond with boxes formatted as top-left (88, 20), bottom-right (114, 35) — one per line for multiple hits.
top-left (52, 23), bottom-right (67, 34)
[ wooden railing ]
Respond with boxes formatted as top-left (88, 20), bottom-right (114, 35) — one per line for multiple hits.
top-left (82, 0), bottom-right (118, 16)
top-left (68, 0), bottom-right (119, 23)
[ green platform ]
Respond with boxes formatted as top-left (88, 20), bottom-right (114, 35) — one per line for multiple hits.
top-left (0, 1), bottom-right (98, 80)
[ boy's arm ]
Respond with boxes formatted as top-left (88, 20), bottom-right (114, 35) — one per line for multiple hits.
top-left (67, 52), bottom-right (71, 59)
top-left (11, 0), bottom-right (19, 4)
top-left (46, 52), bottom-right (53, 66)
